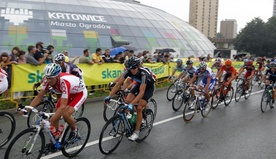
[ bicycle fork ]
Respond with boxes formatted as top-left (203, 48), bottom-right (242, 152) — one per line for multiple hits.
top-left (24, 126), bottom-right (42, 155)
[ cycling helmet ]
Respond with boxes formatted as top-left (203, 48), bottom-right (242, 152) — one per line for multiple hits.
top-left (215, 58), bottom-right (221, 63)
top-left (271, 62), bottom-right (276, 68)
top-left (225, 59), bottom-right (232, 66)
top-left (243, 59), bottom-right (248, 63)
top-left (176, 58), bottom-right (182, 64)
top-left (186, 60), bottom-right (193, 65)
top-left (267, 60), bottom-right (271, 63)
top-left (274, 59), bottom-right (276, 63)
top-left (44, 63), bottom-right (62, 77)
top-left (247, 60), bottom-right (253, 66)
top-left (126, 57), bottom-right (140, 69)
top-left (54, 53), bottom-right (65, 62)
top-left (199, 61), bottom-right (207, 69)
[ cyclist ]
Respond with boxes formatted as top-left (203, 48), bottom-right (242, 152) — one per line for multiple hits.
top-left (187, 61), bottom-right (216, 108)
top-left (236, 60), bottom-right (255, 94)
top-left (28, 63), bottom-right (87, 142)
top-left (104, 57), bottom-right (155, 141)
top-left (33, 53), bottom-right (83, 89)
top-left (211, 58), bottom-right (222, 72)
top-left (178, 60), bottom-right (197, 84)
top-left (261, 62), bottom-right (276, 107)
top-left (265, 60), bottom-right (271, 69)
top-left (216, 59), bottom-right (236, 97)
top-left (168, 58), bottom-right (185, 80)
top-left (256, 57), bottom-right (264, 77)
top-left (0, 68), bottom-right (8, 94)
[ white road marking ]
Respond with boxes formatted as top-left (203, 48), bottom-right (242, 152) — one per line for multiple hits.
top-left (42, 89), bottom-right (264, 158)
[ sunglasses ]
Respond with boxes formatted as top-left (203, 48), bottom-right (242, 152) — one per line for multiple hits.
top-left (46, 76), bottom-right (56, 79)
top-left (128, 66), bottom-right (137, 70)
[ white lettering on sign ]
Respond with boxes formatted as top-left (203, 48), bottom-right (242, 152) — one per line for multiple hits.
top-left (48, 12), bottom-right (107, 22)
top-left (50, 21), bottom-right (111, 30)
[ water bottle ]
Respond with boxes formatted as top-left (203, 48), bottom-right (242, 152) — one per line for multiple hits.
top-left (269, 90), bottom-right (273, 97)
top-left (50, 126), bottom-right (58, 139)
top-left (126, 112), bottom-right (132, 120)
top-left (130, 112), bottom-right (137, 125)
top-left (57, 124), bottom-right (64, 138)
top-left (199, 95), bottom-right (205, 108)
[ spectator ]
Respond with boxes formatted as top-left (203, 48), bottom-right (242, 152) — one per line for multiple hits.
top-left (102, 49), bottom-right (113, 63)
top-left (44, 45), bottom-right (55, 64)
top-left (113, 53), bottom-right (122, 63)
top-left (35, 41), bottom-right (49, 62)
top-left (152, 52), bottom-right (158, 62)
top-left (146, 55), bottom-right (155, 63)
top-left (79, 49), bottom-right (93, 64)
top-left (92, 48), bottom-right (104, 64)
top-left (137, 52), bottom-right (143, 58)
top-left (63, 50), bottom-right (79, 63)
top-left (124, 50), bottom-right (130, 60)
top-left (14, 50), bottom-right (26, 106)
top-left (207, 54), bottom-right (211, 62)
top-left (128, 50), bottom-right (135, 58)
top-left (0, 52), bottom-right (14, 98)
top-left (7, 47), bottom-right (19, 92)
top-left (163, 53), bottom-right (171, 64)
top-left (26, 45), bottom-right (47, 65)
top-left (119, 52), bottom-right (126, 63)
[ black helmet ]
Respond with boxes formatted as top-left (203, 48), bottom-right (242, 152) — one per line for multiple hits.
top-left (271, 62), bottom-right (276, 68)
top-left (186, 60), bottom-right (193, 65)
top-left (126, 57), bottom-right (140, 69)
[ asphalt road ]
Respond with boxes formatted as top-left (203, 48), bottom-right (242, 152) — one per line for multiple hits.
top-left (1, 83), bottom-right (276, 159)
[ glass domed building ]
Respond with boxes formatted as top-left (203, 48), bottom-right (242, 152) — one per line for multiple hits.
top-left (0, 0), bottom-right (216, 57)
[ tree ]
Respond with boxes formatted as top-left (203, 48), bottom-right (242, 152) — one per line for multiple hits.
top-left (234, 17), bottom-right (266, 56)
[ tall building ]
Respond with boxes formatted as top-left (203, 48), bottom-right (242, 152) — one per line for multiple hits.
top-left (220, 19), bottom-right (237, 39)
top-left (189, 0), bottom-right (219, 38)
top-left (274, 0), bottom-right (276, 16)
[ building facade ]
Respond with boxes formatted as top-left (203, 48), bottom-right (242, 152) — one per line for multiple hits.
top-left (189, 0), bottom-right (219, 38)
top-left (220, 19), bottom-right (237, 39)
top-left (0, 0), bottom-right (216, 57)
top-left (273, 0), bottom-right (276, 16)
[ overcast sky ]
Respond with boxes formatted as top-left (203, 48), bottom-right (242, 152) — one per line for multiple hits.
top-left (139, 0), bottom-right (274, 33)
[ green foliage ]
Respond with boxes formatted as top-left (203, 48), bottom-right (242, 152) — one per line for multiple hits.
top-left (234, 17), bottom-right (276, 57)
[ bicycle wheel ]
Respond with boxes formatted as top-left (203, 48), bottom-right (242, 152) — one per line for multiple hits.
top-left (211, 89), bottom-right (221, 109)
top-left (4, 127), bottom-right (45, 159)
top-left (172, 90), bottom-right (184, 112)
top-left (244, 82), bottom-right (253, 100)
top-left (251, 75), bottom-right (257, 86)
top-left (147, 98), bottom-right (157, 119)
top-left (166, 84), bottom-right (176, 101)
top-left (201, 99), bottom-right (212, 118)
top-left (27, 100), bottom-right (54, 127)
top-left (0, 112), bottom-right (16, 148)
top-left (103, 97), bottom-right (121, 122)
top-left (261, 90), bottom-right (272, 113)
top-left (99, 115), bottom-right (125, 155)
top-left (183, 97), bottom-right (196, 122)
top-left (61, 117), bottom-right (91, 157)
top-left (235, 85), bottom-right (243, 102)
top-left (136, 109), bottom-right (154, 143)
top-left (224, 87), bottom-right (234, 106)
top-left (73, 103), bottom-right (85, 119)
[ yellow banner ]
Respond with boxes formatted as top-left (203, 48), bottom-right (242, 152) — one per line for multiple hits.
top-left (143, 63), bottom-right (169, 79)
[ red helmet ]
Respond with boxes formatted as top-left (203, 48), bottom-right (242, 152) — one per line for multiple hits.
top-left (257, 57), bottom-right (262, 61)
top-left (247, 60), bottom-right (253, 66)
top-left (225, 59), bottom-right (232, 66)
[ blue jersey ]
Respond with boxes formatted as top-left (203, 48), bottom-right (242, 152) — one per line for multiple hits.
top-left (62, 62), bottom-right (83, 79)
top-left (175, 64), bottom-right (186, 72)
top-left (183, 66), bottom-right (197, 77)
top-left (195, 67), bottom-right (216, 80)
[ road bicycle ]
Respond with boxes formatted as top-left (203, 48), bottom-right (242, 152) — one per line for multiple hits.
top-left (0, 112), bottom-right (16, 148)
top-left (211, 81), bottom-right (234, 109)
top-left (260, 83), bottom-right (275, 113)
top-left (99, 103), bottom-right (154, 155)
top-left (234, 78), bottom-right (253, 102)
top-left (166, 76), bottom-right (181, 101)
top-left (183, 85), bottom-right (213, 122)
top-left (172, 82), bottom-right (190, 112)
top-left (5, 106), bottom-right (91, 158)
top-left (27, 88), bottom-right (85, 127)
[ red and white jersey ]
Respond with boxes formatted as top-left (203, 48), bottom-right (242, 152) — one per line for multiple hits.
top-left (0, 68), bottom-right (8, 80)
top-left (42, 73), bottom-right (86, 99)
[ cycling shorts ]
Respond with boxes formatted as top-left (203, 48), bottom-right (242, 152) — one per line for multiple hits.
top-left (56, 87), bottom-right (87, 111)
top-left (0, 78), bottom-right (8, 94)
top-left (223, 73), bottom-right (232, 82)
top-left (130, 83), bottom-right (154, 102)
top-left (198, 78), bottom-right (216, 91)
top-left (244, 72), bottom-right (253, 79)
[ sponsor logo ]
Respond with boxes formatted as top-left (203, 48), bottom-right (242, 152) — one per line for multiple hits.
top-left (102, 68), bottom-right (122, 79)
top-left (28, 70), bottom-right (44, 83)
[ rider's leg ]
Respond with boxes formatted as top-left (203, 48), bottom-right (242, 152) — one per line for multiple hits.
top-left (62, 106), bottom-right (76, 130)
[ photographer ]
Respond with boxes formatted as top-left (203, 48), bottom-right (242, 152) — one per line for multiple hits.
top-left (44, 45), bottom-right (55, 64)
top-left (34, 41), bottom-right (48, 63)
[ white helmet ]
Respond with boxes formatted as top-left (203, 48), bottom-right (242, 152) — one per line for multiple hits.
top-left (199, 61), bottom-right (207, 69)
top-left (54, 53), bottom-right (65, 62)
top-left (44, 63), bottom-right (62, 77)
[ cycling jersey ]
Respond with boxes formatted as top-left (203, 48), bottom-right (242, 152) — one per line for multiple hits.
top-left (211, 63), bottom-right (222, 71)
top-left (175, 64), bottom-right (186, 72)
top-left (195, 68), bottom-right (216, 90)
top-left (242, 65), bottom-right (255, 79)
top-left (182, 66), bottom-right (197, 78)
top-left (265, 63), bottom-right (271, 69)
top-left (0, 68), bottom-right (8, 94)
top-left (265, 68), bottom-right (276, 82)
top-left (257, 61), bottom-right (264, 70)
top-left (62, 62), bottom-right (83, 79)
top-left (122, 68), bottom-right (155, 86)
top-left (219, 65), bottom-right (236, 75)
